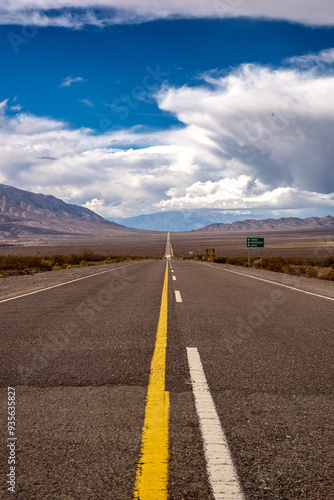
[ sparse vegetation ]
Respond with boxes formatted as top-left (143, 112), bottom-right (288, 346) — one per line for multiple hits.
top-left (0, 251), bottom-right (149, 277)
top-left (180, 254), bottom-right (334, 280)
top-left (212, 255), bottom-right (334, 281)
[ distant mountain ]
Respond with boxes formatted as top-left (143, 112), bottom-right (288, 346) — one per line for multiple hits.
top-left (0, 183), bottom-right (126, 240)
top-left (196, 216), bottom-right (334, 232)
top-left (113, 210), bottom-right (262, 231)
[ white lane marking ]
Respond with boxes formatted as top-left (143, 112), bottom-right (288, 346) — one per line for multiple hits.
top-left (171, 270), bottom-right (174, 273)
top-left (186, 348), bottom-right (244, 500)
top-left (165, 231), bottom-right (171, 259)
top-left (204, 263), bottom-right (334, 302)
top-left (0, 262), bottom-right (140, 304)
top-left (175, 290), bottom-right (182, 302)
top-left (172, 276), bottom-right (176, 281)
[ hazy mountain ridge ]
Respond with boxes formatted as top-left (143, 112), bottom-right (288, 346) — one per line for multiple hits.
top-left (113, 210), bottom-right (262, 232)
top-left (197, 216), bottom-right (334, 232)
top-left (0, 183), bottom-right (125, 239)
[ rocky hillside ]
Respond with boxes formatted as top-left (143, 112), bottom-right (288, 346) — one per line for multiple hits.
top-left (0, 183), bottom-right (126, 240)
top-left (197, 216), bottom-right (334, 232)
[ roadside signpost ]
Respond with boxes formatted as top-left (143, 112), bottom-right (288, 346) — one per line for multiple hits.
top-left (206, 248), bottom-right (215, 261)
top-left (246, 237), bottom-right (264, 268)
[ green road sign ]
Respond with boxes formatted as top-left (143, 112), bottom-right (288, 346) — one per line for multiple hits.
top-left (247, 237), bottom-right (264, 248)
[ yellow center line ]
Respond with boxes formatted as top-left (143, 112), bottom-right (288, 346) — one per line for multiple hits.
top-left (134, 262), bottom-right (169, 499)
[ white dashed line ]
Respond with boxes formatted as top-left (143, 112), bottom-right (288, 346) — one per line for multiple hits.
top-left (204, 263), bottom-right (334, 302)
top-left (171, 270), bottom-right (174, 273)
top-left (172, 276), bottom-right (176, 281)
top-left (186, 347), bottom-right (244, 500)
top-left (175, 290), bottom-right (182, 302)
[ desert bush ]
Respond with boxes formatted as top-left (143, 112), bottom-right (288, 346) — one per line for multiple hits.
top-left (321, 269), bottom-right (334, 280)
top-left (226, 256), bottom-right (248, 266)
top-left (284, 265), bottom-right (307, 276)
top-left (52, 254), bottom-right (66, 267)
top-left (323, 256), bottom-right (334, 268)
top-left (0, 252), bottom-right (147, 277)
top-left (304, 266), bottom-right (318, 278)
top-left (67, 253), bottom-right (83, 265)
top-left (213, 256), bottom-right (227, 264)
top-left (212, 252), bottom-right (334, 281)
top-left (261, 257), bottom-right (285, 272)
top-left (305, 257), bottom-right (322, 267)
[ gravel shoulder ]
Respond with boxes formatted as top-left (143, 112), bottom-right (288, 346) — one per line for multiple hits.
top-left (0, 261), bottom-right (146, 301)
top-left (201, 261), bottom-right (334, 300)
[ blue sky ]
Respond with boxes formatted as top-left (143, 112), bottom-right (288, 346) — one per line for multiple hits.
top-left (1, 1), bottom-right (334, 220)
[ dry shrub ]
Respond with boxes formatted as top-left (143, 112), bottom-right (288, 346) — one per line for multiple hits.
top-left (226, 256), bottom-right (248, 266)
top-left (213, 254), bottom-right (334, 281)
top-left (0, 252), bottom-right (146, 277)
top-left (213, 256), bottom-right (227, 264)
top-left (262, 257), bottom-right (285, 272)
top-left (318, 268), bottom-right (334, 281)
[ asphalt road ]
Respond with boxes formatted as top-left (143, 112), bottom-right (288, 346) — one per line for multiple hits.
top-left (1, 256), bottom-right (333, 498)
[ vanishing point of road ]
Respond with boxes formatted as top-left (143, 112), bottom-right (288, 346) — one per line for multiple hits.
top-left (1, 232), bottom-right (333, 498)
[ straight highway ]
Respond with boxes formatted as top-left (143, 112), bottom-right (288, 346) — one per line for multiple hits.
top-left (0, 243), bottom-right (333, 498)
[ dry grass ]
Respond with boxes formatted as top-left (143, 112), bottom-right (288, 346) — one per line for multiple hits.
top-left (0, 251), bottom-right (151, 278)
top-left (204, 255), bottom-right (334, 281)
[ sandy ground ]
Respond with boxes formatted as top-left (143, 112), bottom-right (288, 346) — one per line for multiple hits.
top-left (0, 228), bottom-right (333, 259)
top-left (170, 229), bottom-right (334, 259)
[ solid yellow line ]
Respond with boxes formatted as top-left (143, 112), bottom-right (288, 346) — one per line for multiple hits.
top-left (134, 262), bottom-right (169, 499)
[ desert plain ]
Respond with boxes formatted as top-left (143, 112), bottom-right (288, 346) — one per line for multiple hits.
top-left (0, 228), bottom-right (333, 260)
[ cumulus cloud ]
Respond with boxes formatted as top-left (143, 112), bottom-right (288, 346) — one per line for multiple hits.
top-left (155, 176), bottom-right (334, 211)
top-left (1, 0), bottom-right (334, 27)
top-left (60, 76), bottom-right (86, 88)
top-left (157, 63), bottom-right (334, 195)
top-left (1, 54), bottom-right (334, 218)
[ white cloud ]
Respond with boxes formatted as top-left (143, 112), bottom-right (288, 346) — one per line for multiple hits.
top-left (1, 55), bottom-right (334, 218)
top-left (0, 99), bottom-right (9, 114)
top-left (157, 63), bottom-right (334, 195)
top-left (60, 76), bottom-right (86, 88)
top-left (1, 1), bottom-right (334, 27)
top-left (78, 98), bottom-right (94, 107)
top-left (155, 176), bottom-right (334, 211)
top-left (286, 48), bottom-right (334, 68)
top-left (9, 104), bottom-right (23, 112)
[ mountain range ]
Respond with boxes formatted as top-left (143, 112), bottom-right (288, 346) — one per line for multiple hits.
top-left (1, 183), bottom-right (333, 241)
top-left (0, 183), bottom-right (126, 241)
top-left (113, 210), bottom-right (262, 232)
top-left (197, 216), bottom-right (334, 231)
